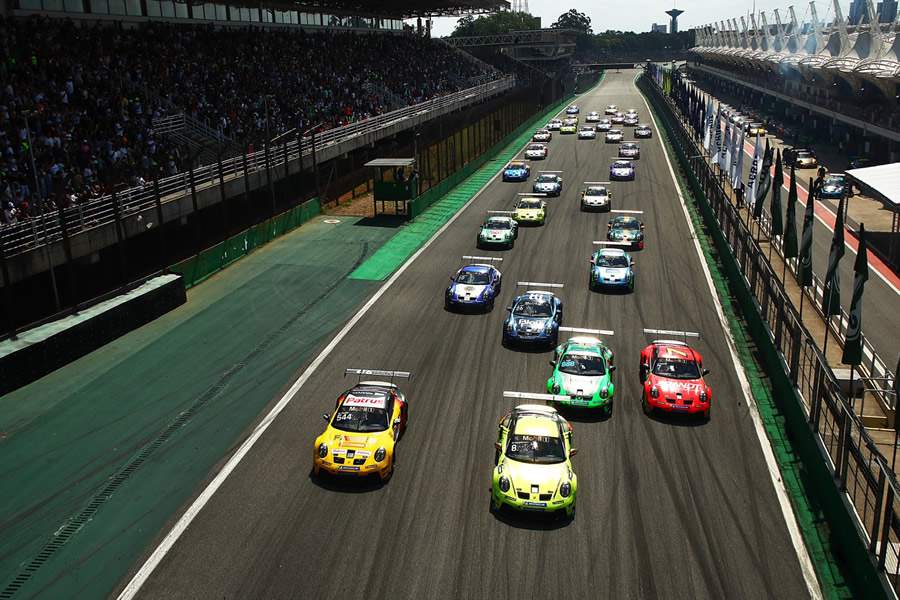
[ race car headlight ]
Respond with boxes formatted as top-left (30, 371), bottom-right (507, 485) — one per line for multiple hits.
top-left (318, 443), bottom-right (328, 458)
top-left (374, 447), bottom-right (386, 462)
top-left (560, 482), bottom-right (572, 498)
top-left (552, 382), bottom-right (561, 394)
top-left (650, 386), bottom-right (659, 398)
top-left (544, 321), bottom-right (555, 333)
top-left (480, 287), bottom-right (492, 300)
top-left (499, 475), bottom-right (511, 493)
top-left (699, 390), bottom-right (708, 402)
top-left (600, 386), bottom-right (608, 399)
top-left (505, 321), bottom-right (514, 332)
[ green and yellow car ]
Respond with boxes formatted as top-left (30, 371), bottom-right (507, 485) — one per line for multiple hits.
top-left (491, 404), bottom-right (577, 518)
top-left (546, 336), bottom-right (616, 414)
top-left (514, 196), bottom-right (546, 225)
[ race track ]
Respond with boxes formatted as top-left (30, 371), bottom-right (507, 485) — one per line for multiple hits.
top-left (123, 71), bottom-right (815, 600)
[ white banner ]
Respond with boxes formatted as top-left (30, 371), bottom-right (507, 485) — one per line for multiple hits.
top-left (712, 107), bottom-right (723, 165)
top-left (732, 127), bottom-right (745, 191)
top-left (703, 97), bottom-right (715, 152)
top-left (718, 119), bottom-right (731, 170)
top-left (747, 134), bottom-right (762, 207)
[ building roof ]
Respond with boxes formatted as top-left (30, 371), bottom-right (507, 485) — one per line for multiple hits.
top-left (246, 0), bottom-right (508, 17)
top-left (847, 162), bottom-right (900, 209)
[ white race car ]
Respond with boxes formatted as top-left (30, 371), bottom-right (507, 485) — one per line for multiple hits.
top-left (605, 129), bottom-right (624, 143)
top-left (585, 111), bottom-right (602, 123)
top-left (581, 184), bottom-right (612, 212)
top-left (611, 112), bottom-right (625, 125)
top-left (605, 104), bottom-right (618, 115)
top-left (524, 143), bottom-right (548, 160)
top-left (533, 129), bottom-right (552, 142)
top-left (547, 119), bottom-right (563, 131)
top-left (578, 127), bottom-right (596, 140)
top-left (595, 119), bottom-right (612, 132)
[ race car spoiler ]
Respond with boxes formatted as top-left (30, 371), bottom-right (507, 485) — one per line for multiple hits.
top-left (487, 210), bottom-right (516, 215)
top-left (517, 281), bottom-right (564, 288)
top-left (503, 391), bottom-right (573, 403)
top-left (560, 326), bottom-right (614, 336)
top-left (592, 241), bottom-right (631, 246)
top-left (538, 170), bottom-right (564, 174)
top-left (462, 255), bottom-right (503, 263)
top-left (344, 369), bottom-right (412, 384)
top-left (584, 181), bottom-right (610, 185)
top-left (516, 192), bottom-right (547, 197)
top-left (642, 328), bottom-right (701, 343)
top-left (611, 209), bottom-right (644, 214)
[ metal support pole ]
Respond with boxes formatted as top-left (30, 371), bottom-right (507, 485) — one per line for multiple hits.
top-left (40, 209), bottom-right (61, 312)
top-left (265, 139), bottom-right (275, 216)
top-left (311, 130), bottom-right (320, 198)
top-left (57, 206), bottom-right (78, 313)
top-left (152, 174), bottom-right (168, 274)
top-left (111, 190), bottom-right (130, 291)
top-left (218, 153), bottom-right (228, 234)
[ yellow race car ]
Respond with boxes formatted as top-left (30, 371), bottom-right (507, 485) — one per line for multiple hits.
top-left (513, 196), bottom-right (546, 225)
top-left (313, 369), bottom-right (410, 482)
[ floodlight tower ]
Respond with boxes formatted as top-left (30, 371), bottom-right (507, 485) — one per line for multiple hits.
top-left (666, 8), bottom-right (685, 33)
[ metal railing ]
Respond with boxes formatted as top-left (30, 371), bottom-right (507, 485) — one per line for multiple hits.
top-left (642, 72), bottom-right (900, 594)
top-left (0, 76), bottom-right (515, 258)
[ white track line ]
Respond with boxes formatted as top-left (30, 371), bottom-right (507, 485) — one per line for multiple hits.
top-left (116, 91), bottom-right (588, 600)
top-left (639, 80), bottom-right (823, 599)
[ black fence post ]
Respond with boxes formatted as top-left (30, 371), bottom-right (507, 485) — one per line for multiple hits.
top-left (265, 139), bottom-right (275, 216)
top-left (111, 190), bottom-right (130, 291)
top-left (0, 232), bottom-right (18, 340)
top-left (311, 130), bottom-right (320, 198)
top-left (56, 206), bottom-right (77, 313)
top-left (152, 173), bottom-right (167, 274)
top-left (218, 153), bottom-right (228, 235)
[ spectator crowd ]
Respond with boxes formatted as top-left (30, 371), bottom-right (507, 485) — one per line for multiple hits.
top-left (0, 17), bottom-right (496, 225)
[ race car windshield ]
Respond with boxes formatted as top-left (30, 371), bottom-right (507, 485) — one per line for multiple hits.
top-left (518, 200), bottom-right (542, 209)
top-left (613, 162), bottom-right (631, 168)
top-left (653, 358), bottom-right (701, 380)
top-left (616, 219), bottom-right (641, 230)
top-left (486, 220), bottom-right (511, 229)
top-left (535, 175), bottom-right (556, 183)
top-left (507, 164), bottom-right (525, 170)
top-left (622, 143), bottom-right (638, 150)
top-left (527, 145), bottom-right (544, 151)
top-left (506, 434), bottom-right (566, 464)
top-left (825, 175), bottom-right (845, 184)
top-left (456, 270), bottom-right (491, 285)
top-left (586, 187), bottom-right (607, 196)
top-left (513, 299), bottom-right (552, 317)
top-left (331, 406), bottom-right (388, 432)
top-left (796, 151), bottom-right (814, 159)
top-left (595, 254), bottom-right (628, 267)
top-left (558, 353), bottom-right (606, 376)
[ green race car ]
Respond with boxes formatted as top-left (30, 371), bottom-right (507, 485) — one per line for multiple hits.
top-left (546, 336), bottom-right (616, 413)
top-left (491, 404), bottom-right (577, 518)
top-left (477, 215), bottom-right (518, 249)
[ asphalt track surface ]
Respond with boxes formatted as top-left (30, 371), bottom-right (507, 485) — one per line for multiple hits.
top-left (126, 72), bottom-right (812, 599)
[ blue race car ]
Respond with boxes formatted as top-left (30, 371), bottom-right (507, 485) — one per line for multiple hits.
top-left (445, 262), bottom-right (502, 312)
top-left (502, 161), bottom-right (531, 182)
top-left (532, 172), bottom-right (563, 196)
top-left (589, 247), bottom-right (635, 292)
top-left (566, 105), bottom-right (580, 115)
top-left (610, 159), bottom-right (635, 181)
top-left (818, 173), bottom-right (848, 199)
top-left (502, 289), bottom-right (563, 348)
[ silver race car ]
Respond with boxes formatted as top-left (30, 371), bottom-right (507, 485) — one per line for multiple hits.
top-left (532, 172), bottom-right (563, 197)
top-left (581, 184), bottom-right (612, 212)
top-left (578, 126), bottom-right (596, 140)
top-left (585, 111), bottom-right (602, 123)
top-left (605, 129), bottom-right (624, 143)
top-left (618, 142), bottom-right (640, 159)
top-left (634, 124), bottom-right (653, 138)
top-left (595, 119), bottom-right (612, 132)
top-left (524, 143), bottom-right (548, 160)
top-left (533, 129), bottom-right (552, 142)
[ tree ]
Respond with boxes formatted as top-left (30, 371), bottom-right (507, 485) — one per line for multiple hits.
top-left (451, 11), bottom-right (541, 37)
top-left (551, 9), bottom-right (592, 34)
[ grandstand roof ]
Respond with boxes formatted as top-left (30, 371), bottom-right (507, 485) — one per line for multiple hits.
top-left (215, 0), bottom-right (509, 17)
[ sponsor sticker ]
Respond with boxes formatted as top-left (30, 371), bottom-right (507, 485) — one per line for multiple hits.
top-left (344, 394), bottom-right (387, 409)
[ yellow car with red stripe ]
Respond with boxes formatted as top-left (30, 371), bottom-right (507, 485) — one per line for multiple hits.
top-left (313, 372), bottom-right (409, 482)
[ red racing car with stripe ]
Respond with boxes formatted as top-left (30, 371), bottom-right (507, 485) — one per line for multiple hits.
top-left (638, 329), bottom-right (712, 421)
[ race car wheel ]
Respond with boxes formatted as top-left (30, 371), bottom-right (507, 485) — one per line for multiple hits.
top-left (507, 240), bottom-right (514, 250)
top-left (642, 396), bottom-right (653, 416)
top-left (702, 407), bottom-right (711, 423)
top-left (487, 297), bottom-right (495, 312)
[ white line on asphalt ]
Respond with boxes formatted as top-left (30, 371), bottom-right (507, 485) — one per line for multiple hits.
top-left (116, 86), bottom-right (594, 600)
top-left (640, 83), bottom-right (824, 600)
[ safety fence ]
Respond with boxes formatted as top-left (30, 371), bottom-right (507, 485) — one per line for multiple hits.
top-left (0, 76), bottom-right (515, 259)
top-left (641, 71), bottom-right (900, 595)
top-left (170, 198), bottom-right (320, 289)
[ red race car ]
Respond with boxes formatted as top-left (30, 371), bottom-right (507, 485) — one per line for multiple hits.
top-left (638, 330), bottom-right (711, 421)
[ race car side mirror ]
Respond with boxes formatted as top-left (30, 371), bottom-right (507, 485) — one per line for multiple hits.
top-left (702, 368), bottom-right (710, 376)
top-left (549, 360), bottom-right (556, 366)
top-left (494, 442), bottom-right (502, 452)
top-left (393, 418), bottom-right (401, 427)
top-left (322, 413), bottom-right (330, 422)
top-left (609, 365), bottom-right (616, 372)
top-left (569, 448), bottom-right (578, 457)
top-left (506, 306), bottom-right (512, 312)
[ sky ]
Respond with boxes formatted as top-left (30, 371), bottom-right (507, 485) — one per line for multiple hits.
top-left (421, 0), bottom-right (842, 37)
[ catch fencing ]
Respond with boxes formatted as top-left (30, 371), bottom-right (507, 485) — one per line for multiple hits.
top-left (641, 71), bottom-right (900, 595)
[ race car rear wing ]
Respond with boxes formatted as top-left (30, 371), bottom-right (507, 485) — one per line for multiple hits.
top-left (610, 209), bottom-right (644, 214)
top-left (344, 369), bottom-right (412, 385)
top-left (538, 170), bottom-right (564, 174)
top-left (462, 255), bottom-right (502, 264)
top-left (592, 241), bottom-right (631, 247)
top-left (487, 210), bottom-right (516, 215)
top-left (559, 326), bottom-right (614, 336)
top-left (503, 391), bottom-right (572, 403)
top-left (516, 281), bottom-right (564, 288)
top-left (583, 181), bottom-right (610, 185)
top-left (642, 328), bottom-right (701, 346)
top-left (516, 192), bottom-right (548, 197)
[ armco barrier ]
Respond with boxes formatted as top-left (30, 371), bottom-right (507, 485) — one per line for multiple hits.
top-left (171, 197), bottom-right (320, 289)
top-left (639, 72), bottom-right (890, 598)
